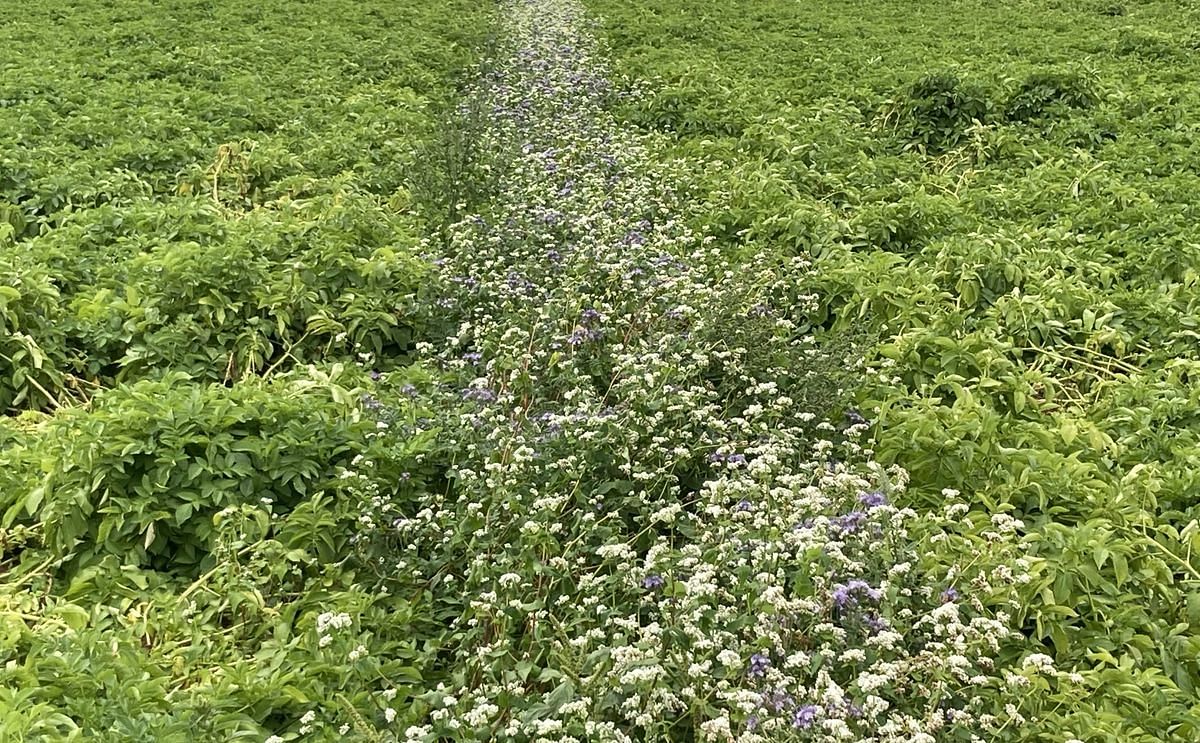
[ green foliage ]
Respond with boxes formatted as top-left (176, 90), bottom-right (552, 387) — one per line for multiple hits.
top-left (7, 370), bottom-right (366, 578)
top-left (892, 72), bottom-right (995, 151)
top-left (1114, 27), bottom-right (1181, 58)
top-left (0, 0), bottom-right (483, 413)
top-left (66, 189), bottom-right (433, 383)
top-left (589, 0), bottom-right (1200, 738)
top-left (0, 259), bottom-right (66, 411)
top-left (0, 367), bottom-right (447, 740)
top-left (0, 0), bottom-right (489, 736)
top-left (1005, 69), bottom-right (1101, 122)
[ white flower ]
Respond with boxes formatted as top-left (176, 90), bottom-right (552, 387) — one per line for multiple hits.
top-left (699, 715), bottom-right (732, 741)
top-left (1022, 653), bottom-right (1055, 674)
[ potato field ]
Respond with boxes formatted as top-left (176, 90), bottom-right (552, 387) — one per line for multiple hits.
top-left (2, 0), bottom-right (1200, 741)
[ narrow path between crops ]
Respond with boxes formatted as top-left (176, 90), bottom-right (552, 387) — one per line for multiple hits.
top-left (389, 0), bottom-right (1033, 739)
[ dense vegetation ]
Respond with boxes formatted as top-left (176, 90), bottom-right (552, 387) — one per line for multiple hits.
top-left (2, 0), bottom-right (1199, 740)
top-left (587, 0), bottom-right (1200, 739)
top-left (0, 0), bottom-right (486, 738)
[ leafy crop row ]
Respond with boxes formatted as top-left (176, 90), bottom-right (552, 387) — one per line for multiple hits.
top-left (0, 0), bottom-right (488, 738)
top-left (0, 0), bottom-right (481, 411)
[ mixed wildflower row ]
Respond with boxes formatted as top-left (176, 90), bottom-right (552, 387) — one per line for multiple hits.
top-left (341, 0), bottom-right (1080, 740)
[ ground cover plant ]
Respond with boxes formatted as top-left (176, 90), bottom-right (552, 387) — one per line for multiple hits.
top-left (2, 0), bottom-right (1198, 741)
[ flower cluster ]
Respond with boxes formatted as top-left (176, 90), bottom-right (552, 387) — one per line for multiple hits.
top-left (338, 0), bottom-right (1070, 740)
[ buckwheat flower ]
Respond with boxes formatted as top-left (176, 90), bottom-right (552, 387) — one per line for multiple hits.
top-left (1022, 653), bottom-right (1055, 674)
top-left (317, 612), bottom-right (352, 633)
top-left (651, 503), bottom-right (682, 523)
top-left (699, 715), bottom-right (732, 740)
top-left (384, 708), bottom-right (397, 724)
top-left (265, 737), bottom-right (284, 743)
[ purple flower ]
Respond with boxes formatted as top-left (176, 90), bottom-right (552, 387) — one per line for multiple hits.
top-left (793, 704), bottom-right (819, 729)
top-left (369, 370), bottom-right (382, 381)
top-left (832, 579), bottom-right (882, 610)
top-left (762, 689), bottom-right (793, 712)
top-left (859, 490), bottom-right (887, 508)
top-left (747, 653), bottom-right (771, 679)
top-left (830, 510), bottom-right (868, 535)
top-left (941, 587), bottom-right (959, 603)
top-left (462, 387), bottom-right (496, 403)
top-left (642, 575), bottom-right (665, 590)
top-left (735, 499), bottom-right (754, 513)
